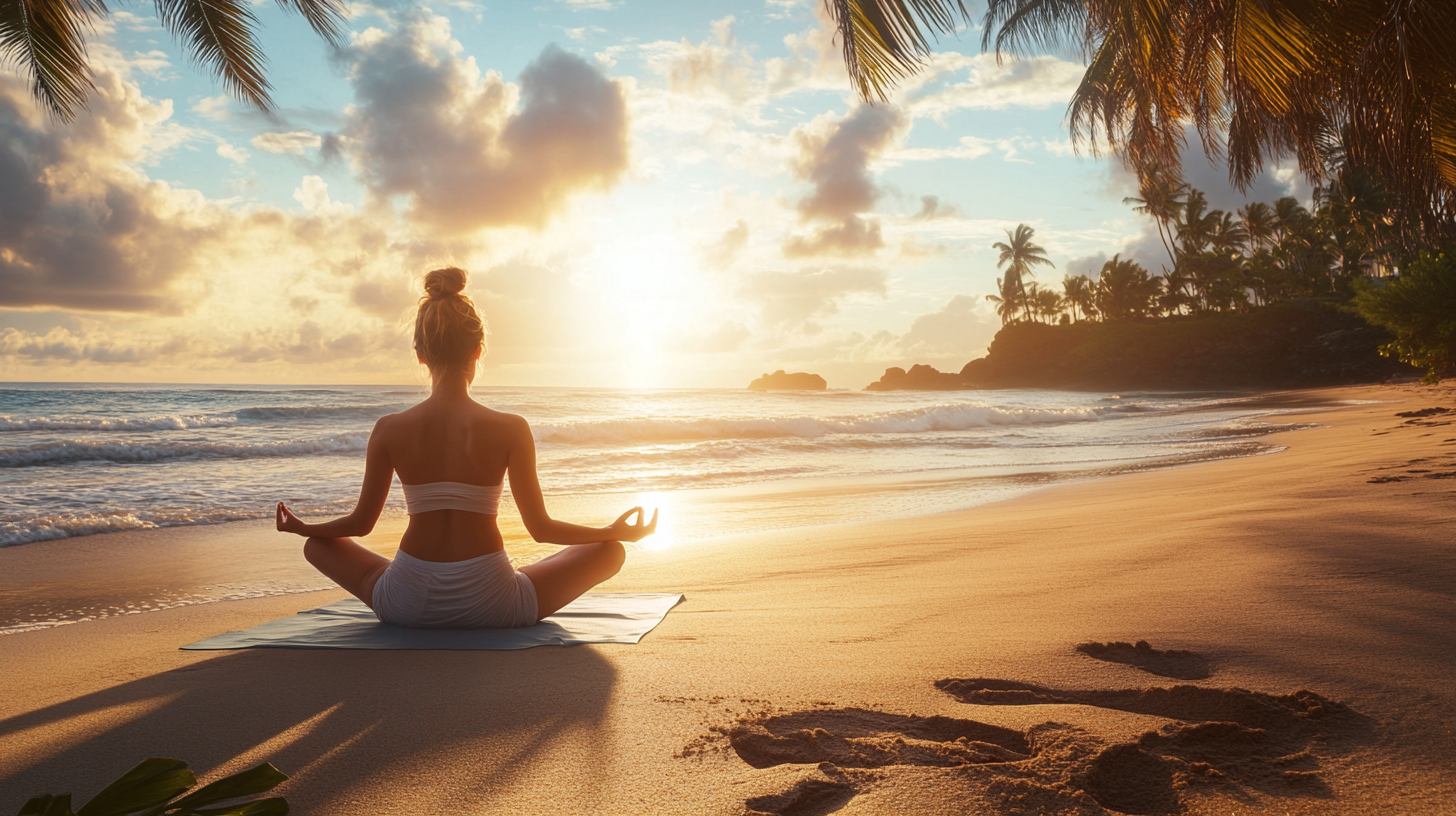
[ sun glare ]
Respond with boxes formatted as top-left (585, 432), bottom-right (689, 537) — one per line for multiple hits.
top-left (633, 491), bottom-right (677, 551)
top-left (592, 236), bottom-right (701, 389)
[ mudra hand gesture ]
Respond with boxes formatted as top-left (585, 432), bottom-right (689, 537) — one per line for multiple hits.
top-left (609, 506), bottom-right (658, 542)
top-left (275, 501), bottom-right (309, 536)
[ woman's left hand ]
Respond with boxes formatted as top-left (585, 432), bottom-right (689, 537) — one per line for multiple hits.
top-left (276, 501), bottom-right (310, 536)
top-left (608, 506), bottom-right (658, 543)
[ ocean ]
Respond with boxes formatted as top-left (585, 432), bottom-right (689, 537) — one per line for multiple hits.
top-left (0, 383), bottom-right (1321, 633)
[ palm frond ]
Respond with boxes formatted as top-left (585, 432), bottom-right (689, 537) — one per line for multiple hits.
top-left (154, 0), bottom-right (271, 111)
top-left (981, 0), bottom-right (1088, 61)
top-left (824, 0), bottom-right (971, 101)
top-left (0, 0), bottom-right (107, 120)
top-left (272, 0), bottom-right (347, 48)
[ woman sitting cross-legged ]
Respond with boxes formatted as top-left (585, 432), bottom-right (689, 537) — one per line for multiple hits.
top-left (275, 266), bottom-right (657, 627)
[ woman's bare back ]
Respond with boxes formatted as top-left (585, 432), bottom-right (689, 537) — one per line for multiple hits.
top-left (380, 399), bottom-right (525, 562)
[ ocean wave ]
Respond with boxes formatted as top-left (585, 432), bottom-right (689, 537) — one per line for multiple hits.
top-left (0, 403), bottom-right (404, 432)
top-left (0, 433), bottom-right (369, 468)
top-left (0, 414), bottom-right (239, 432)
top-left (533, 402), bottom-right (1149, 444)
top-left (233, 404), bottom-right (405, 422)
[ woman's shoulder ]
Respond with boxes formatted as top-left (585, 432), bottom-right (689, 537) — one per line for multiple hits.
top-left (480, 407), bottom-right (530, 433)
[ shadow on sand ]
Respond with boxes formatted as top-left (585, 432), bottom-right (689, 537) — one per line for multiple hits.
top-left (0, 646), bottom-right (617, 812)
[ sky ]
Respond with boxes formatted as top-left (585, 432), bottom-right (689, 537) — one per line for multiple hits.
top-left (0, 0), bottom-right (1306, 389)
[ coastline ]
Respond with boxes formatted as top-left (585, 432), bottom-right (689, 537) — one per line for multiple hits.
top-left (2, 383), bottom-right (1454, 813)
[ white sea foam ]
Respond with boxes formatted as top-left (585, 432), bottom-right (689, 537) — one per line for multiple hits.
top-left (0, 404), bottom-right (403, 432)
top-left (533, 402), bottom-right (1147, 444)
top-left (0, 413), bottom-right (239, 432)
top-left (0, 508), bottom-right (273, 546)
top-left (0, 432), bottom-right (369, 468)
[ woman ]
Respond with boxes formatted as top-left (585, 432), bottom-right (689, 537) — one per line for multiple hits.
top-left (275, 266), bottom-right (657, 627)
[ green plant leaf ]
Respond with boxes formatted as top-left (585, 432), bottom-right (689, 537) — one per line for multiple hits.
top-left (75, 759), bottom-right (194, 816)
top-left (168, 764), bottom-right (287, 813)
top-left (191, 797), bottom-right (289, 816)
top-left (16, 793), bottom-right (75, 816)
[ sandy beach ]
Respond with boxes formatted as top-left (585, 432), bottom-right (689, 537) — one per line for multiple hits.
top-left (2, 383), bottom-right (1454, 814)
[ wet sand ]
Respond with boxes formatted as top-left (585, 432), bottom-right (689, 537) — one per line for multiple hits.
top-left (2, 383), bottom-right (1454, 814)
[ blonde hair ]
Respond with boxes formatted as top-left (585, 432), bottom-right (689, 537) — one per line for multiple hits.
top-left (414, 267), bottom-right (485, 379)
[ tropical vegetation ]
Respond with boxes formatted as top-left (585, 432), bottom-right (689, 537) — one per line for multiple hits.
top-left (16, 757), bottom-right (288, 816)
top-left (833, 0), bottom-right (1456, 378)
top-left (2, 0), bottom-right (347, 120)
top-left (828, 0), bottom-right (1455, 243)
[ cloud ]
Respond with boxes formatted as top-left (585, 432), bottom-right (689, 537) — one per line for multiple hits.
top-left (192, 95), bottom-right (231, 120)
top-left (252, 131), bottom-right (325, 156)
top-left (895, 294), bottom-right (1001, 359)
top-left (912, 195), bottom-right (959, 220)
top-left (668, 321), bottom-right (750, 353)
top-left (910, 54), bottom-right (1085, 120)
top-left (782, 105), bottom-right (906, 257)
top-left (216, 142), bottom-right (250, 163)
top-left (743, 266), bottom-right (887, 328)
top-left (703, 219), bottom-right (750, 269)
top-left (895, 135), bottom-right (1031, 164)
top-left (1043, 138), bottom-right (1077, 157)
top-left (563, 26), bottom-right (606, 41)
top-left (0, 70), bottom-right (223, 312)
top-left (339, 12), bottom-right (630, 234)
top-left (1065, 251), bottom-right (1112, 279)
top-left (651, 16), bottom-right (752, 100)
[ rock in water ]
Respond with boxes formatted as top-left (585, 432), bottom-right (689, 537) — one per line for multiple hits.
top-left (749, 370), bottom-right (828, 391)
top-left (865, 364), bottom-right (970, 391)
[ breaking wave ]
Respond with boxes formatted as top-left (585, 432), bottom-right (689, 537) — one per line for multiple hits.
top-left (533, 402), bottom-right (1153, 444)
top-left (0, 433), bottom-right (369, 468)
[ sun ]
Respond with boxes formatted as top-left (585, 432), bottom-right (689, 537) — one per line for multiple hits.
top-left (591, 235), bottom-right (702, 388)
top-left (632, 491), bottom-right (677, 551)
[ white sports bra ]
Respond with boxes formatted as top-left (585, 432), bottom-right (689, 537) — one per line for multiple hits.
top-left (400, 481), bottom-right (504, 516)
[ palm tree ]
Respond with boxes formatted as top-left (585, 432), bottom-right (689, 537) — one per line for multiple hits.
top-left (2, 0), bottom-right (347, 120)
top-left (1239, 202), bottom-right (1277, 252)
top-left (1123, 168), bottom-right (1187, 269)
top-left (985, 276), bottom-right (1021, 325)
top-left (1095, 254), bottom-right (1160, 320)
top-left (1033, 285), bottom-right (1065, 323)
top-left (1061, 274), bottom-right (1096, 321)
top-left (992, 223), bottom-right (1054, 322)
top-left (1173, 190), bottom-right (1220, 262)
top-left (1208, 211), bottom-right (1249, 257)
top-left (831, 0), bottom-right (1456, 241)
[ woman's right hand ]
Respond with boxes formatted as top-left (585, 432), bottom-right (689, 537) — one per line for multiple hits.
top-left (608, 506), bottom-right (659, 543)
top-left (276, 501), bottom-right (310, 537)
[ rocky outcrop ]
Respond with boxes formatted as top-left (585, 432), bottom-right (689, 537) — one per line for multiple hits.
top-left (864, 364), bottom-right (970, 391)
top-left (958, 300), bottom-right (1416, 390)
top-left (749, 370), bottom-right (828, 391)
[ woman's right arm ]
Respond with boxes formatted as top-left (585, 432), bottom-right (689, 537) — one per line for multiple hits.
top-left (507, 415), bottom-right (656, 545)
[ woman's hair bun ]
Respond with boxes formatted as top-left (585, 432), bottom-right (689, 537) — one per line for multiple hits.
top-left (423, 266), bottom-right (467, 299)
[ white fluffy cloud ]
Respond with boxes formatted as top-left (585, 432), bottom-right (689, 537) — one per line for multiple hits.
top-left (0, 70), bottom-right (225, 312)
top-left (339, 12), bottom-right (630, 234)
top-left (909, 53), bottom-right (1085, 121)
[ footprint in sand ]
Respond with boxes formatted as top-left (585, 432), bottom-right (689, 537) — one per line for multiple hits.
top-left (706, 670), bottom-right (1360, 815)
top-left (1074, 640), bottom-right (1212, 680)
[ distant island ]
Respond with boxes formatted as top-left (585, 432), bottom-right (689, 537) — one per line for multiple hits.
top-left (749, 370), bottom-right (828, 391)
top-left (865, 301), bottom-right (1417, 392)
top-left (865, 364), bottom-right (971, 391)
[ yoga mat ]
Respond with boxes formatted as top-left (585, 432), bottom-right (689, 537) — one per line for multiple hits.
top-left (182, 593), bottom-right (684, 650)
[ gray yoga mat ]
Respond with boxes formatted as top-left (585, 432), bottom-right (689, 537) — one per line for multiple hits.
top-left (182, 593), bottom-right (684, 650)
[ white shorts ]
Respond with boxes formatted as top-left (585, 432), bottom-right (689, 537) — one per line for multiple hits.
top-left (370, 549), bottom-right (539, 628)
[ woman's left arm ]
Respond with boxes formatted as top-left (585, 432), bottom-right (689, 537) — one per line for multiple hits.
top-left (276, 419), bottom-right (394, 538)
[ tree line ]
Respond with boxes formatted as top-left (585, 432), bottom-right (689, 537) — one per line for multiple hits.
top-left (987, 166), bottom-right (1403, 326)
